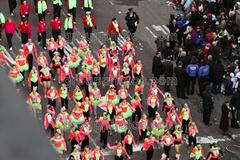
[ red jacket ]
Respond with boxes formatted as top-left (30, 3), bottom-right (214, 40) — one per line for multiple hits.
top-left (37, 21), bottom-right (47, 34)
top-left (96, 118), bottom-right (110, 133)
top-left (23, 43), bottom-right (37, 57)
top-left (64, 17), bottom-right (75, 30)
top-left (108, 22), bottom-right (122, 34)
top-left (82, 15), bottom-right (96, 28)
top-left (80, 124), bottom-right (92, 141)
top-left (68, 131), bottom-right (81, 143)
top-left (81, 0), bottom-right (93, 8)
top-left (18, 22), bottom-right (31, 34)
top-left (44, 113), bottom-right (55, 129)
top-left (20, 4), bottom-right (30, 16)
top-left (50, 19), bottom-right (62, 30)
top-left (142, 137), bottom-right (159, 153)
top-left (35, 1), bottom-right (50, 14)
top-left (0, 22), bottom-right (17, 33)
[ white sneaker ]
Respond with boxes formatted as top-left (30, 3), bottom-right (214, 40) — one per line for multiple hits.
top-left (10, 47), bottom-right (12, 50)
top-left (10, 13), bottom-right (14, 16)
top-left (74, 22), bottom-right (76, 24)
top-left (21, 44), bottom-right (23, 47)
top-left (38, 42), bottom-right (40, 45)
top-left (44, 47), bottom-right (47, 50)
top-left (237, 121), bottom-right (239, 123)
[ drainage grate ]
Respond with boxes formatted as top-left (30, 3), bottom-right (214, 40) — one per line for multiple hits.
top-left (226, 145), bottom-right (240, 153)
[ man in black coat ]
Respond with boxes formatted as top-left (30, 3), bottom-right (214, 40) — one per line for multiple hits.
top-left (211, 60), bottom-right (225, 94)
top-left (162, 41), bottom-right (173, 60)
top-left (152, 51), bottom-right (163, 80)
top-left (125, 8), bottom-right (139, 41)
top-left (162, 56), bottom-right (173, 92)
top-left (180, 51), bottom-right (191, 69)
top-left (174, 46), bottom-right (183, 63)
top-left (209, 41), bottom-right (221, 63)
top-left (202, 86), bottom-right (214, 126)
top-left (168, 19), bottom-right (179, 51)
top-left (219, 100), bottom-right (233, 137)
top-left (184, 34), bottom-right (196, 55)
top-left (174, 61), bottom-right (188, 99)
top-left (230, 88), bottom-right (240, 123)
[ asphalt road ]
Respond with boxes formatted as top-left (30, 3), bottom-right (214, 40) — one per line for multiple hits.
top-left (1, 0), bottom-right (240, 159)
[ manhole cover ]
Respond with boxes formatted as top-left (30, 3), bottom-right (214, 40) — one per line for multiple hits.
top-left (226, 145), bottom-right (240, 153)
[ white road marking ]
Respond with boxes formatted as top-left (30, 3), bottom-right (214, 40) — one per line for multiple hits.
top-left (152, 25), bottom-right (169, 37)
top-left (2, 46), bottom-right (14, 68)
top-left (92, 33), bottom-right (103, 45)
top-left (162, 25), bottom-right (170, 33)
top-left (109, 0), bottom-right (114, 5)
top-left (145, 27), bottom-right (157, 38)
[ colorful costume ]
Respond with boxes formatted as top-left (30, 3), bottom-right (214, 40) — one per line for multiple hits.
top-left (55, 112), bottom-right (72, 130)
top-left (162, 93), bottom-right (175, 113)
top-left (0, 47), bottom-right (7, 65)
top-left (73, 88), bottom-right (85, 103)
top-left (138, 117), bottom-right (148, 141)
top-left (69, 51), bottom-right (81, 69)
top-left (166, 110), bottom-right (181, 130)
top-left (68, 128), bottom-right (81, 152)
top-left (109, 56), bottom-right (120, 70)
top-left (83, 53), bottom-right (94, 72)
top-left (118, 87), bottom-right (128, 99)
top-left (151, 117), bottom-right (165, 137)
top-left (80, 123), bottom-right (92, 151)
top-left (78, 39), bottom-right (89, 57)
top-left (191, 146), bottom-right (205, 160)
top-left (81, 150), bottom-right (92, 160)
top-left (15, 54), bottom-right (29, 72)
top-left (118, 101), bottom-right (134, 119)
top-left (60, 64), bottom-right (74, 83)
top-left (91, 149), bottom-right (105, 160)
top-left (147, 94), bottom-right (159, 119)
top-left (100, 102), bottom-right (117, 120)
top-left (9, 66), bottom-right (23, 84)
top-left (27, 91), bottom-right (41, 109)
top-left (70, 107), bottom-right (85, 126)
top-left (96, 115), bottom-right (110, 149)
top-left (122, 40), bottom-right (134, 56)
top-left (90, 87), bottom-right (102, 115)
top-left (104, 89), bottom-right (120, 105)
top-left (50, 135), bottom-right (67, 153)
top-left (47, 88), bottom-right (58, 109)
top-left (111, 114), bottom-right (128, 133)
top-left (107, 144), bottom-right (130, 159)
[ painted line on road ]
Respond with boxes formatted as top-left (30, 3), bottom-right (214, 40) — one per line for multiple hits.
top-left (109, 0), bottom-right (114, 5)
top-left (2, 46), bottom-right (14, 68)
top-left (152, 25), bottom-right (168, 36)
top-left (145, 27), bottom-right (157, 38)
top-left (162, 25), bottom-right (170, 33)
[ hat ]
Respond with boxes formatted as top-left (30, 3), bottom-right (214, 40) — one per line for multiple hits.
top-left (86, 11), bottom-right (91, 14)
top-left (177, 14), bottom-right (180, 17)
top-left (197, 144), bottom-right (201, 147)
top-left (85, 97), bottom-right (89, 100)
top-left (164, 129), bottom-right (169, 133)
top-left (51, 86), bottom-right (55, 89)
top-left (61, 107), bottom-right (66, 112)
top-left (235, 59), bottom-right (239, 64)
top-left (28, 38), bottom-right (32, 41)
top-left (161, 153), bottom-right (167, 158)
top-left (207, 13), bottom-right (212, 18)
top-left (197, 26), bottom-right (201, 29)
top-left (210, 139), bottom-right (218, 145)
top-left (77, 102), bottom-right (81, 106)
top-left (62, 84), bottom-right (66, 87)
top-left (33, 87), bottom-right (37, 91)
top-left (96, 146), bottom-right (100, 149)
top-left (128, 8), bottom-right (133, 11)
top-left (206, 85), bottom-right (212, 91)
top-left (203, 15), bottom-right (208, 19)
top-left (118, 142), bottom-right (122, 145)
top-left (56, 129), bottom-right (61, 134)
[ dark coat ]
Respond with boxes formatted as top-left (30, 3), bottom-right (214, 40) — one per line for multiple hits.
top-left (211, 64), bottom-right (225, 84)
top-left (206, 60), bottom-right (215, 70)
top-left (162, 60), bottom-right (173, 77)
top-left (169, 23), bottom-right (179, 33)
top-left (230, 92), bottom-right (240, 110)
top-left (202, 91), bottom-right (214, 109)
top-left (180, 55), bottom-right (191, 69)
top-left (162, 46), bottom-right (173, 59)
top-left (152, 55), bottom-right (163, 77)
top-left (174, 66), bottom-right (187, 83)
top-left (219, 104), bottom-right (231, 131)
top-left (209, 45), bottom-right (221, 62)
top-left (125, 12), bottom-right (139, 28)
top-left (184, 39), bottom-right (196, 54)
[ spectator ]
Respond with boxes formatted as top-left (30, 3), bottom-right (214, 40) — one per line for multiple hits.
top-left (198, 61), bottom-right (210, 96)
top-left (184, 34), bottom-right (195, 54)
top-left (180, 51), bottom-right (191, 69)
top-left (169, 19), bottom-right (179, 51)
top-left (162, 41), bottom-right (173, 60)
top-left (204, 29), bottom-right (213, 44)
top-left (186, 59), bottom-right (199, 95)
top-left (230, 88), bottom-right (240, 123)
top-left (211, 60), bottom-right (225, 94)
top-left (174, 46), bottom-right (183, 63)
top-left (211, 32), bottom-right (221, 46)
top-left (209, 41), bottom-right (221, 63)
top-left (222, 76), bottom-right (233, 97)
top-left (188, 26), bottom-right (196, 41)
top-left (125, 8), bottom-right (139, 42)
top-left (152, 51), bottom-right (163, 80)
top-left (195, 26), bottom-right (203, 47)
top-left (219, 100), bottom-right (233, 136)
top-left (162, 56), bottom-right (173, 92)
top-left (202, 86), bottom-right (214, 126)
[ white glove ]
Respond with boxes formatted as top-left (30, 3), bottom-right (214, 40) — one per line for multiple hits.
top-left (91, 7), bottom-right (93, 9)
top-left (22, 15), bottom-right (25, 17)
top-left (39, 33), bottom-right (42, 36)
top-left (81, 7), bottom-right (83, 9)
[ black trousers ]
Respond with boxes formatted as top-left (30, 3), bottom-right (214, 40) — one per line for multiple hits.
top-left (21, 32), bottom-right (28, 45)
top-left (48, 99), bottom-right (56, 110)
top-left (81, 135), bottom-right (89, 152)
top-left (182, 119), bottom-right (190, 135)
top-left (199, 76), bottom-right (207, 95)
top-left (38, 31), bottom-right (46, 47)
top-left (58, 48), bottom-right (64, 59)
top-left (165, 76), bottom-right (171, 92)
top-left (112, 78), bottom-right (118, 91)
top-left (70, 138), bottom-right (78, 152)
top-left (187, 76), bottom-right (196, 95)
top-left (110, 33), bottom-right (119, 45)
top-left (128, 26), bottom-right (137, 41)
top-left (65, 29), bottom-right (73, 42)
top-left (27, 54), bottom-right (33, 71)
top-left (53, 5), bottom-right (61, 18)
top-left (164, 145), bottom-right (171, 158)
top-left (176, 81), bottom-right (186, 98)
top-left (20, 14), bottom-right (29, 21)
top-left (84, 7), bottom-right (91, 12)
top-left (6, 33), bottom-right (13, 48)
top-left (33, 0), bottom-right (38, 6)
top-left (21, 71), bottom-right (25, 80)
top-left (52, 29), bottom-right (61, 41)
top-left (177, 32), bottom-right (183, 46)
top-left (92, 74), bottom-right (99, 83)
top-left (148, 106), bottom-right (157, 120)
top-left (49, 50), bottom-right (54, 61)
top-left (170, 40), bottom-right (176, 51)
top-left (68, 8), bottom-right (76, 22)
top-left (213, 82), bottom-right (221, 94)
top-left (84, 27), bottom-right (92, 43)
top-left (125, 143), bottom-right (133, 155)
top-left (46, 124), bottom-right (54, 138)
top-left (100, 129), bottom-right (108, 148)
top-left (8, 0), bottom-right (17, 14)
top-left (38, 66), bottom-right (42, 71)
top-left (61, 97), bottom-right (68, 109)
top-left (100, 66), bottom-right (106, 80)
top-left (203, 108), bottom-right (211, 125)
top-left (132, 105), bottom-right (141, 122)
top-left (188, 136), bottom-right (196, 147)
top-left (115, 155), bottom-right (123, 160)
top-left (146, 146), bottom-right (153, 160)
top-left (38, 11), bottom-right (46, 21)
top-left (81, 79), bottom-right (89, 97)
top-left (139, 129), bottom-right (147, 141)
top-left (83, 110), bottom-right (90, 119)
top-left (153, 73), bottom-right (160, 80)
top-left (0, 24), bottom-right (2, 39)
top-left (31, 81), bottom-right (38, 92)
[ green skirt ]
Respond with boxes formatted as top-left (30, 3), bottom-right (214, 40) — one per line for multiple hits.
top-left (55, 119), bottom-right (71, 130)
top-left (29, 101), bottom-right (41, 109)
top-left (19, 64), bottom-right (29, 72)
top-left (9, 74), bottom-right (23, 84)
top-left (51, 141), bottom-right (65, 153)
top-left (90, 99), bottom-right (102, 106)
top-left (78, 48), bottom-right (89, 57)
top-left (122, 107), bottom-right (133, 119)
top-left (70, 114), bottom-right (85, 126)
top-left (69, 59), bottom-right (81, 68)
top-left (152, 129), bottom-right (164, 136)
top-left (102, 95), bottom-right (120, 106)
top-left (111, 121), bottom-right (128, 133)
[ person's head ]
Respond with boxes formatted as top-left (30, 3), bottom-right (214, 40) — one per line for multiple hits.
top-left (50, 37), bottom-right (54, 42)
top-left (84, 146), bottom-right (90, 152)
top-left (213, 32), bottom-right (217, 38)
top-left (197, 26), bottom-right (201, 31)
top-left (53, 14), bottom-right (58, 20)
top-left (151, 91), bottom-right (155, 96)
top-left (225, 100), bottom-right (230, 106)
top-left (172, 19), bottom-right (176, 24)
top-left (62, 84), bottom-right (66, 89)
top-left (108, 99), bottom-right (112, 104)
top-left (178, 46), bottom-right (183, 52)
top-left (206, 85), bottom-right (212, 92)
top-left (32, 87), bottom-right (37, 93)
top-left (32, 66), bottom-right (36, 72)
top-left (63, 60), bottom-right (68, 66)
top-left (72, 47), bottom-right (77, 53)
top-left (213, 142), bottom-right (218, 148)
top-left (93, 82), bottom-right (97, 89)
top-left (126, 37), bottom-right (131, 42)
top-left (136, 59), bottom-right (141, 64)
top-left (23, 17), bottom-right (28, 23)
top-left (191, 6), bottom-right (196, 12)
top-left (128, 8), bottom-right (133, 14)
top-left (95, 146), bottom-right (100, 151)
top-left (176, 125), bottom-right (181, 131)
top-left (43, 63), bottom-right (47, 69)
top-left (58, 35), bottom-right (62, 40)
top-left (103, 112), bottom-right (107, 119)
top-left (155, 112), bottom-right (160, 119)
top-left (55, 129), bottom-right (61, 136)
top-left (112, 18), bottom-right (117, 23)
top-left (12, 62), bottom-right (16, 69)
top-left (165, 129), bottom-right (170, 135)
top-left (188, 26), bottom-right (193, 32)
top-left (217, 60), bottom-right (222, 64)
top-left (126, 130), bottom-right (132, 136)
top-left (167, 56), bottom-right (171, 60)
top-left (101, 44), bottom-right (106, 49)
top-left (122, 97), bottom-right (126, 102)
top-left (6, 17), bottom-right (12, 23)
top-left (23, 0), bottom-right (26, 5)
top-left (28, 38), bottom-right (32, 44)
top-left (50, 86), bottom-right (55, 91)
top-left (178, 61), bottom-right (183, 67)
top-left (182, 51), bottom-right (186, 56)
top-left (165, 41), bottom-right (170, 47)
top-left (86, 11), bottom-right (91, 15)
top-left (156, 51), bottom-right (161, 56)
top-left (117, 142), bottom-right (122, 147)
top-left (85, 97), bottom-right (89, 102)
top-left (76, 102), bottom-right (81, 108)
top-left (142, 114), bottom-right (147, 120)
top-left (183, 103), bottom-right (188, 109)
top-left (196, 143), bottom-right (201, 149)
top-left (19, 49), bottom-right (23, 55)
top-left (208, 55), bottom-right (212, 61)
top-left (84, 120), bottom-right (88, 125)
top-left (171, 108), bottom-right (176, 114)
top-left (110, 84), bottom-right (114, 90)
top-left (74, 145), bottom-right (80, 152)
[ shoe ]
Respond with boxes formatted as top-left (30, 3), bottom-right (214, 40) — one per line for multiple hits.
top-left (21, 44), bottom-right (24, 47)
top-left (173, 6), bottom-right (177, 10)
top-left (9, 47), bottom-right (12, 50)
top-left (74, 22), bottom-right (76, 24)
top-left (10, 13), bottom-right (14, 16)
top-left (205, 123), bottom-right (212, 126)
top-left (137, 140), bottom-right (139, 145)
top-left (38, 42), bottom-right (40, 45)
top-left (44, 47), bottom-right (47, 50)
top-left (53, 79), bottom-right (56, 82)
top-left (186, 147), bottom-right (190, 154)
top-left (182, 97), bottom-right (188, 99)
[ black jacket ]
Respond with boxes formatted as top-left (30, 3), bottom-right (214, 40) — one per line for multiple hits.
top-left (202, 91), bottom-right (214, 109)
top-left (174, 51), bottom-right (183, 62)
top-left (219, 104), bottom-right (231, 131)
top-left (169, 23), bottom-right (179, 33)
top-left (211, 64), bottom-right (225, 84)
top-left (152, 55), bottom-right (163, 76)
top-left (162, 60), bottom-right (173, 77)
top-left (180, 55), bottom-right (191, 69)
top-left (209, 46), bottom-right (221, 62)
top-left (184, 39), bottom-right (196, 54)
top-left (125, 12), bottom-right (139, 28)
top-left (174, 66), bottom-right (187, 83)
top-left (230, 92), bottom-right (240, 110)
top-left (162, 46), bottom-right (173, 59)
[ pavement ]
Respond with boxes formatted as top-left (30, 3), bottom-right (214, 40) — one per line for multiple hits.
top-left (1, 0), bottom-right (240, 159)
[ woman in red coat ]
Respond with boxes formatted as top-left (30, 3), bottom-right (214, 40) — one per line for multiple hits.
top-left (108, 18), bottom-right (122, 45)
top-left (82, 11), bottom-right (96, 44)
top-left (18, 18), bottom-right (31, 47)
top-left (50, 14), bottom-right (62, 41)
top-left (20, 0), bottom-right (30, 20)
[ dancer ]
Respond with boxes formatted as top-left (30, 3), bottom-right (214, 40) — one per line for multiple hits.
top-left (138, 114), bottom-right (148, 145)
top-left (132, 60), bottom-right (143, 82)
top-left (173, 125), bottom-right (183, 156)
top-left (91, 146), bottom-right (105, 160)
top-left (82, 97), bottom-right (92, 120)
top-left (69, 47), bottom-right (81, 78)
top-left (61, 59), bottom-right (74, 88)
top-left (109, 63), bottom-right (121, 90)
top-left (187, 122), bottom-right (199, 153)
top-left (149, 80), bottom-right (164, 98)
top-left (91, 61), bottom-right (100, 83)
top-left (118, 85), bottom-right (128, 100)
top-left (47, 86), bottom-right (59, 109)
top-left (78, 36), bottom-right (89, 59)
top-left (69, 145), bottom-right (81, 160)
top-left (28, 66), bottom-right (41, 91)
top-left (83, 51), bottom-right (94, 74)
top-left (68, 126), bottom-right (81, 152)
top-left (95, 112), bottom-right (110, 149)
top-left (179, 103), bottom-right (192, 140)
top-left (147, 91), bottom-right (159, 120)
top-left (35, 0), bottom-right (50, 21)
top-left (191, 143), bottom-right (205, 160)
top-left (70, 103), bottom-right (85, 126)
top-left (20, 0), bottom-right (30, 20)
top-left (90, 83), bottom-right (102, 119)
top-left (37, 52), bottom-right (47, 71)
top-left (53, 0), bottom-right (62, 19)
top-left (9, 62), bottom-right (23, 91)
top-left (151, 112), bottom-right (165, 149)
top-left (79, 66), bottom-right (90, 97)
top-left (206, 140), bottom-right (224, 160)
top-left (44, 105), bottom-right (55, 138)
top-left (81, 147), bottom-right (92, 160)
top-left (98, 49), bottom-right (108, 87)
top-left (105, 84), bottom-right (120, 105)
top-left (59, 84), bottom-right (71, 110)
top-left (122, 37), bottom-right (134, 57)
top-left (108, 41), bottom-right (119, 57)
top-left (140, 131), bottom-right (159, 160)
top-left (161, 130), bottom-right (174, 160)
top-left (97, 44), bottom-right (109, 57)
top-left (15, 49), bottom-right (29, 86)
top-left (40, 63), bottom-right (53, 98)
top-left (26, 87), bottom-right (41, 118)
top-left (55, 107), bottom-right (72, 136)
top-left (50, 14), bottom-right (62, 41)
top-left (124, 51), bottom-right (134, 79)
top-left (134, 80), bottom-right (144, 98)
top-left (166, 108), bottom-right (181, 133)
top-left (162, 92), bottom-right (176, 120)
top-left (121, 62), bottom-right (130, 89)
top-left (50, 129), bottom-right (67, 154)
top-left (109, 51), bottom-right (120, 70)
top-left (119, 97), bottom-right (134, 119)
top-left (23, 38), bottom-right (37, 71)
top-left (80, 120), bottom-right (92, 151)
top-left (131, 95), bottom-right (142, 122)
top-left (51, 51), bottom-right (61, 84)
top-left (0, 46), bottom-right (7, 65)
top-left (107, 142), bottom-right (131, 160)
top-left (73, 85), bottom-right (85, 103)
top-left (56, 35), bottom-right (65, 59)
top-left (48, 37), bottom-right (58, 60)
top-left (123, 130), bottom-right (136, 157)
